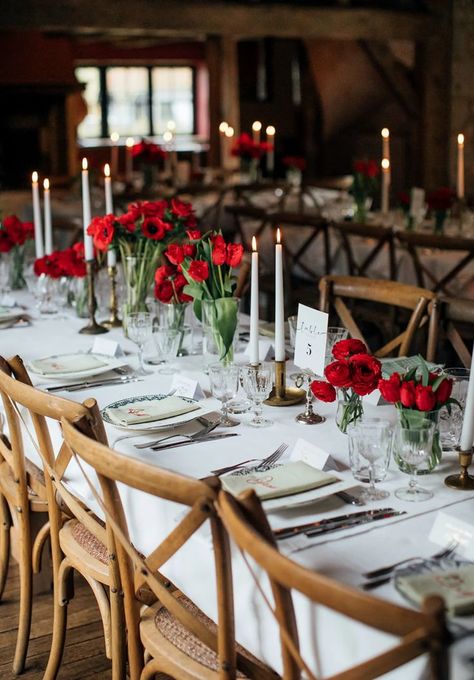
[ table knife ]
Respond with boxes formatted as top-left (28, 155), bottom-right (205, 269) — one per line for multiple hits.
top-left (150, 432), bottom-right (239, 451)
top-left (274, 508), bottom-right (399, 541)
top-left (304, 510), bottom-right (406, 538)
top-left (44, 376), bottom-right (137, 392)
top-left (335, 491), bottom-right (365, 506)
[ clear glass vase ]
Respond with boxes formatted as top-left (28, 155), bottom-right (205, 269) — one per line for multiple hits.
top-left (394, 408), bottom-right (442, 474)
top-left (70, 277), bottom-right (89, 318)
top-left (9, 246), bottom-right (26, 290)
top-left (336, 389), bottom-right (363, 434)
top-left (201, 297), bottom-right (239, 366)
top-left (122, 253), bottom-right (161, 321)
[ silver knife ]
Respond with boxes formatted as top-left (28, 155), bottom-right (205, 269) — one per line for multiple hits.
top-left (274, 508), bottom-right (399, 541)
top-left (45, 376), bottom-right (137, 392)
top-left (65, 378), bottom-right (143, 392)
top-left (305, 510), bottom-right (406, 538)
top-left (150, 432), bottom-right (239, 451)
top-left (335, 491), bottom-right (365, 507)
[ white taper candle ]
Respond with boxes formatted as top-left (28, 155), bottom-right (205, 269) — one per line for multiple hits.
top-left (250, 236), bottom-right (259, 364)
top-left (104, 163), bottom-right (117, 267)
top-left (274, 228), bottom-right (285, 361)
top-left (252, 121), bottom-right (262, 145)
top-left (81, 158), bottom-right (94, 261)
top-left (457, 133), bottom-right (465, 200)
top-left (460, 343), bottom-right (474, 451)
top-left (381, 158), bottom-right (390, 214)
top-left (31, 172), bottom-right (44, 259)
top-left (266, 125), bottom-right (275, 174)
top-left (43, 178), bottom-right (53, 255)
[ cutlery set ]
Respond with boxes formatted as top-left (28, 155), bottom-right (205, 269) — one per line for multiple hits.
top-left (44, 375), bottom-right (142, 392)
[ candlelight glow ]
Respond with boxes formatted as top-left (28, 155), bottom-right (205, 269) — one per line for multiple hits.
top-left (110, 131), bottom-right (119, 143)
top-left (82, 158), bottom-right (88, 171)
top-left (126, 137), bottom-right (134, 149)
top-left (104, 163), bottom-right (111, 177)
top-left (266, 125), bottom-right (276, 136)
top-left (276, 228), bottom-right (281, 244)
top-left (381, 128), bottom-right (390, 139)
top-left (252, 121), bottom-right (262, 132)
top-left (32, 171), bottom-right (38, 184)
top-left (43, 178), bottom-right (50, 190)
top-left (381, 158), bottom-right (390, 170)
top-left (163, 130), bottom-right (173, 143)
top-left (225, 126), bottom-right (234, 138)
top-left (458, 133), bottom-right (465, 145)
top-left (252, 236), bottom-right (257, 252)
top-left (167, 120), bottom-right (176, 132)
top-left (219, 121), bottom-right (228, 133)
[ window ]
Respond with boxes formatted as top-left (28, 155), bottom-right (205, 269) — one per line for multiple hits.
top-left (75, 65), bottom-right (195, 140)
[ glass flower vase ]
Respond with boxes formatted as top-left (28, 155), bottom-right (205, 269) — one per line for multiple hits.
top-left (394, 408), bottom-right (442, 474)
top-left (122, 253), bottom-right (161, 319)
top-left (201, 297), bottom-right (239, 366)
top-left (9, 245), bottom-right (26, 290)
top-left (336, 388), bottom-right (363, 434)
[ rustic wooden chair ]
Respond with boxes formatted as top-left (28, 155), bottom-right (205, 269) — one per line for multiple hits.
top-left (224, 204), bottom-right (271, 251)
top-left (395, 231), bottom-right (474, 295)
top-left (319, 275), bottom-right (438, 361)
top-left (331, 221), bottom-right (397, 281)
top-left (0, 356), bottom-right (132, 680)
top-left (217, 488), bottom-right (451, 680)
top-left (60, 417), bottom-right (278, 680)
top-left (438, 297), bottom-right (474, 368)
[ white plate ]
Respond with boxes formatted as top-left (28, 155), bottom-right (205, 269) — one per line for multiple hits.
top-left (0, 307), bottom-right (25, 322)
top-left (102, 394), bottom-right (214, 431)
top-left (263, 478), bottom-right (356, 512)
top-left (28, 353), bottom-right (130, 381)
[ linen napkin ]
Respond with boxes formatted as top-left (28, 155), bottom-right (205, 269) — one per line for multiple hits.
top-left (30, 354), bottom-right (108, 375)
top-left (105, 396), bottom-right (200, 426)
top-left (221, 461), bottom-right (338, 501)
top-left (396, 565), bottom-right (474, 616)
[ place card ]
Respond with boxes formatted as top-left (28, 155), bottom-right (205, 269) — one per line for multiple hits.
top-left (244, 339), bottom-right (273, 362)
top-left (409, 187), bottom-right (425, 218)
top-left (429, 509), bottom-right (474, 560)
top-left (92, 337), bottom-right (124, 358)
top-left (293, 304), bottom-right (329, 376)
top-left (170, 374), bottom-right (205, 400)
top-left (290, 437), bottom-right (345, 472)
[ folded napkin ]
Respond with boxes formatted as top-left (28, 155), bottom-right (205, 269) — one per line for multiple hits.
top-left (397, 565), bottom-right (474, 616)
top-left (106, 396), bottom-right (199, 426)
top-left (380, 356), bottom-right (442, 378)
top-left (30, 354), bottom-right (108, 375)
top-left (221, 461), bottom-right (338, 501)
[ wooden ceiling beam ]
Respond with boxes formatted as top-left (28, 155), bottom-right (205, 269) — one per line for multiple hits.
top-left (2, 2), bottom-right (436, 41)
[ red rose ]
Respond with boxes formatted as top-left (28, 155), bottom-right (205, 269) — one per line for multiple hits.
top-left (142, 217), bottom-right (166, 241)
top-left (0, 231), bottom-right (13, 253)
top-left (415, 385), bottom-right (437, 411)
top-left (354, 160), bottom-right (367, 175)
top-left (188, 260), bottom-right (209, 283)
top-left (212, 244), bottom-right (227, 266)
top-left (226, 243), bottom-right (244, 268)
top-left (366, 160), bottom-right (379, 178)
top-left (117, 212), bottom-right (136, 232)
top-left (182, 243), bottom-right (196, 258)
top-left (154, 281), bottom-right (174, 303)
top-left (166, 244), bottom-right (185, 265)
top-left (186, 229), bottom-right (201, 240)
top-left (4, 215), bottom-right (28, 245)
top-left (332, 338), bottom-right (367, 360)
top-left (400, 380), bottom-right (416, 408)
top-left (324, 360), bottom-right (352, 388)
top-left (310, 380), bottom-right (336, 403)
top-left (435, 378), bottom-right (453, 405)
top-left (155, 264), bottom-right (175, 285)
top-left (378, 373), bottom-right (401, 403)
top-left (170, 198), bottom-right (195, 220)
top-left (87, 215), bottom-right (115, 251)
top-left (350, 353), bottom-right (381, 396)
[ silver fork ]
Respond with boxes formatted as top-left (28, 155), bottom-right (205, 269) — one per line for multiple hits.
top-left (112, 411), bottom-right (210, 448)
top-left (210, 443), bottom-right (288, 477)
top-left (136, 420), bottom-right (219, 449)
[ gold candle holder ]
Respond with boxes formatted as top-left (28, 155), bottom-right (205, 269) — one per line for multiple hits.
top-left (102, 265), bottom-right (122, 329)
top-left (264, 360), bottom-right (305, 407)
top-left (444, 447), bottom-right (474, 490)
top-left (79, 261), bottom-right (109, 335)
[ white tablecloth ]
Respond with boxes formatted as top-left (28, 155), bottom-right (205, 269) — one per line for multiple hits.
top-left (1, 293), bottom-right (474, 679)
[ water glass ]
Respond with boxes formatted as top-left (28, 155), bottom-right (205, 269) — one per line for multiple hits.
top-left (325, 327), bottom-right (349, 366)
top-left (241, 363), bottom-right (274, 428)
top-left (395, 423), bottom-right (435, 502)
top-left (347, 419), bottom-right (392, 500)
top-left (153, 327), bottom-right (181, 374)
top-left (439, 368), bottom-right (470, 451)
top-left (208, 363), bottom-right (240, 427)
top-left (126, 312), bottom-right (154, 376)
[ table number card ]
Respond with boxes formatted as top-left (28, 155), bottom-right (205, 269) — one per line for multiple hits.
top-left (293, 304), bottom-right (329, 376)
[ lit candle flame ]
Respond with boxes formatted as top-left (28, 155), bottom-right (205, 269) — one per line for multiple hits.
top-left (163, 130), bottom-right (173, 143)
top-left (110, 131), bottom-right (119, 143)
top-left (381, 158), bottom-right (390, 170)
top-left (252, 236), bottom-right (257, 252)
top-left (126, 137), bottom-right (134, 149)
top-left (32, 171), bottom-right (38, 184)
top-left (167, 120), bottom-right (176, 132)
top-left (381, 128), bottom-right (390, 139)
top-left (276, 227), bottom-right (281, 244)
top-left (219, 121), bottom-right (228, 134)
top-left (266, 125), bottom-right (275, 136)
top-left (458, 133), bottom-right (465, 145)
top-left (252, 121), bottom-right (262, 132)
top-left (104, 163), bottom-right (111, 177)
top-left (82, 158), bottom-right (88, 171)
top-left (43, 178), bottom-right (50, 191)
top-left (225, 126), bottom-right (234, 138)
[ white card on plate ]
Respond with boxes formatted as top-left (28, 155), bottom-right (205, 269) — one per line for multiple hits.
top-left (290, 437), bottom-right (345, 472)
top-left (92, 337), bottom-right (124, 358)
top-left (171, 374), bottom-right (205, 400)
top-left (293, 304), bottom-right (328, 376)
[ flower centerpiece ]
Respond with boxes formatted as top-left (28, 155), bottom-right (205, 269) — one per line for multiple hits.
top-left (378, 360), bottom-right (458, 472)
top-left (282, 156), bottom-right (306, 187)
top-left (172, 231), bottom-right (244, 364)
top-left (131, 139), bottom-right (167, 189)
top-left (427, 187), bottom-right (456, 234)
top-left (350, 160), bottom-right (379, 223)
top-left (154, 240), bottom-right (197, 331)
top-left (324, 339), bottom-right (382, 433)
top-left (87, 198), bottom-right (196, 320)
top-left (231, 133), bottom-right (272, 182)
top-left (34, 243), bottom-right (87, 315)
top-left (0, 215), bottom-right (35, 289)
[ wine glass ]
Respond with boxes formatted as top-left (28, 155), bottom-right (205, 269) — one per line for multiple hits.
top-left (347, 419), bottom-right (392, 500)
top-left (241, 363), bottom-right (274, 428)
top-left (395, 423), bottom-right (435, 502)
top-left (126, 312), bottom-right (153, 376)
top-left (325, 327), bottom-right (349, 366)
top-left (153, 326), bottom-right (181, 374)
top-left (208, 363), bottom-right (240, 427)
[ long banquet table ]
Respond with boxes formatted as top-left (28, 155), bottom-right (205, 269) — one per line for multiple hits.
top-left (2, 292), bottom-right (474, 679)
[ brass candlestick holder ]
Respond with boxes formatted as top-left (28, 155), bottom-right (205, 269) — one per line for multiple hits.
top-left (79, 261), bottom-right (109, 335)
top-left (444, 447), bottom-right (474, 490)
top-left (265, 360), bottom-right (305, 407)
top-left (102, 265), bottom-right (122, 329)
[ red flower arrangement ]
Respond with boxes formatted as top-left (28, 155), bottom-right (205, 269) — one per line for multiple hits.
top-left (0, 215), bottom-right (34, 252)
top-left (154, 263), bottom-right (193, 304)
top-left (231, 133), bottom-right (272, 161)
top-left (282, 156), bottom-right (306, 172)
top-left (378, 367), bottom-right (454, 414)
top-left (427, 187), bottom-right (456, 212)
top-left (353, 160), bottom-right (379, 178)
top-left (34, 242), bottom-right (86, 279)
top-left (310, 380), bottom-right (336, 403)
top-left (131, 139), bottom-right (167, 165)
top-left (351, 160), bottom-right (379, 221)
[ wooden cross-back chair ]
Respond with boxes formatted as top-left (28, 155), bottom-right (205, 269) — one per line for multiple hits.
top-left (232, 181), bottom-right (290, 211)
top-left (60, 417), bottom-right (277, 680)
top-left (172, 182), bottom-right (229, 231)
top-left (217, 489), bottom-right (451, 680)
top-left (0, 356), bottom-right (130, 680)
top-left (319, 275), bottom-right (438, 360)
top-left (331, 221), bottom-right (397, 281)
top-left (438, 297), bottom-right (474, 368)
top-left (395, 231), bottom-right (474, 295)
top-left (224, 204), bottom-right (272, 251)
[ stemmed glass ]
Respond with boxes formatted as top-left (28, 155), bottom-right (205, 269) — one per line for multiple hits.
top-left (347, 419), bottom-right (392, 500)
top-left (241, 363), bottom-right (274, 428)
top-left (153, 327), bottom-right (180, 374)
top-left (126, 312), bottom-right (153, 376)
top-left (325, 327), bottom-right (349, 366)
top-left (208, 363), bottom-right (240, 427)
top-left (395, 423), bottom-right (435, 502)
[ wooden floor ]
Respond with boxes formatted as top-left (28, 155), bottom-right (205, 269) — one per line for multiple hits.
top-left (0, 562), bottom-right (112, 679)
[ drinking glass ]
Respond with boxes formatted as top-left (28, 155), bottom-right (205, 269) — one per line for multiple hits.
top-left (241, 363), bottom-right (274, 428)
top-left (325, 327), bottom-right (349, 366)
top-left (153, 327), bottom-right (181, 374)
top-left (126, 312), bottom-right (154, 376)
top-left (208, 363), bottom-right (240, 427)
top-left (439, 368), bottom-right (470, 451)
top-left (395, 423), bottom-right (435, 502)
top-left (347, 419), bottom-right (392, 500)
top-left (0, 254), bottom-right (11, 303)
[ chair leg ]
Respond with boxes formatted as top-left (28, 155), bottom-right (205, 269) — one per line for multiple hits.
top-left (0, 494), bottom-right (11, 600)
top-left (12, 545), bottom-right (33, 675)
top-left (110, 588), bottom-right (126, 680)
top-left (43, 559), bottom-right (73, 680)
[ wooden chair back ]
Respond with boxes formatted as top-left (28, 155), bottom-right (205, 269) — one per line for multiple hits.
top-left (439, 296), bottom-right (474, 368)
top-left (395, 231), bottom-right (474, 295)
top-left (59, 418), bottom-right (264, 680)
top-left (319, 275), bottom-right (438, 360)
top-left (224, 204), bottom-right (271, 251)
top-left (331, 221), bottom-right (397, 281)
top-left (217, 489), bottom-right (450, 680)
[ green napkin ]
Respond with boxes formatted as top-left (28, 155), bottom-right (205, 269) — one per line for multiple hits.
top-left (397, 565), bottom-right (474, 616)
top-left (106, 396), bottom-right (199, 426)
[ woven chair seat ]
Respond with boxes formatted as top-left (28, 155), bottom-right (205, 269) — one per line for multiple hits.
top-left (70, 521), bottom-right (108, 565)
